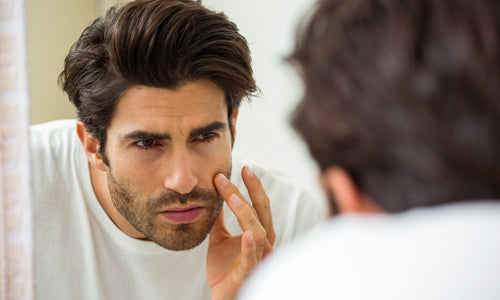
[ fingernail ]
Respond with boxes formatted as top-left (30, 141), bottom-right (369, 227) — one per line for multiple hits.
top-left (246, 231), bottom-right (254, 245)
top-left (218, 174), bottom-right (228, 186)
top-left (230, 194), bottom-right (242, 206)
top-left (244, 166), bottom-right (254, 178)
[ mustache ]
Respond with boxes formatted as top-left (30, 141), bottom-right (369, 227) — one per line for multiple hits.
top-left (147, 187), bottom-right (221, 211)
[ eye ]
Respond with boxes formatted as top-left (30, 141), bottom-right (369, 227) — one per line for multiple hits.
top-left (134, 139), bottom-right (159, 149)
top-left (194, 132), bottom-right (216, 143)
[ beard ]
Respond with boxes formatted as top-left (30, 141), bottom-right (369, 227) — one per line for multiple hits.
top-left (106, 168), bottom-right (230, 251)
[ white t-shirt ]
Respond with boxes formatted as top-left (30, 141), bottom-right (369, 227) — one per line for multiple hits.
top-left (239, 201), bottom-right (500, 300)
top-left (30, 119), bottom-right (324, 300)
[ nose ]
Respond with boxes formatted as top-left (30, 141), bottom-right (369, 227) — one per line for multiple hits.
top-left (163, 149), bottom-right (198, 194)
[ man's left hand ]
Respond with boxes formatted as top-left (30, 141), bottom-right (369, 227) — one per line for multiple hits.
top-left (207, 166), bottom-right (275, 300)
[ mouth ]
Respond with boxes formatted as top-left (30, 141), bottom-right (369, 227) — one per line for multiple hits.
top-left (159, 205), bottom-right (205, 224)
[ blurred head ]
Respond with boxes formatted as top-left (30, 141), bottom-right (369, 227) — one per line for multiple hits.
top-left (291, 0), bottom-right (500, 212)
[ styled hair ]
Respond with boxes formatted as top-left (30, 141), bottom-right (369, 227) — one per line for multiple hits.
top-left (291, 0), bottom-right (500, 212)
top-left (59, 0), bottom-right (256, 158)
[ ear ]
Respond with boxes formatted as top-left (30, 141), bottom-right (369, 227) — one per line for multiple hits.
top-left (76, 121), bottom-right (107, 172)
top-left (322, 166), bottom-right (382, 214)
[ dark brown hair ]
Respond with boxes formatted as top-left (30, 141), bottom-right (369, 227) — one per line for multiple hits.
top-left (59, 0), bottom-right (256, 159)
top-left (291, 0), bottom-right (500, 212)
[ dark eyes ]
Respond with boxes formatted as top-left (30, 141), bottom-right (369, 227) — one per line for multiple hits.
top-left (134, 139), bottom-right (160, 149)
top-left (133, 132), bottom-right (217, 151)
top-left (194, 132), bottom-right (216, 142)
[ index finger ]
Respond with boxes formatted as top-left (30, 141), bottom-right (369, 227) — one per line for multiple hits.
top-left (241, 166), bottom-right (275, 245)
top-left (214, 174), bottom-right (268, 252)
top-left (214, 173), bottom-right (254, 210)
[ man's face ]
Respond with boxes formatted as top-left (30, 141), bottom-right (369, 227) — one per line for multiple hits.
top-left (103, 80), bottom-right (233, 251)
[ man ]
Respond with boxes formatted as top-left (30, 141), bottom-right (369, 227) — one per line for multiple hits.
top-left (29, 1), bottom-right (322, 299)
top-left (240, 0), bottom-right (500, 299)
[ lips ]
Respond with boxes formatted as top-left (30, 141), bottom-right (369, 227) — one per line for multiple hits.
top-left (160, 206), bottom-right (204, 224)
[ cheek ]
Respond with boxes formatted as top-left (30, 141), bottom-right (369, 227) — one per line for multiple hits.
top-left (195, 140), bottom-right (232, 187)
top-left (107, 155), bottom-right (160, 196)
top-left (106, 142), bottom-right (161, 178)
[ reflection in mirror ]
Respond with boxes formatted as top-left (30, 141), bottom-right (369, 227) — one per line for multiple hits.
top-left (26, 1), bottom-right (326, 299)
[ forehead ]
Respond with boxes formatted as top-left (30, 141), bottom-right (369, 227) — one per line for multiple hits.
top-left (109, 80), bottom-right (228, 134)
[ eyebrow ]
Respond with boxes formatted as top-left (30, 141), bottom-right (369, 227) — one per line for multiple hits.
top-left (121, 131), bottom-right (170, 141)
top-left (189, 121), bottom-right (227, 137)
top-left (120, 121), bottom-right (228, 141)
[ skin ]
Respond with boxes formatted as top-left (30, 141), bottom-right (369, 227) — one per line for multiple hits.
top-left (76, 79), bottom-right (275, 299)
top-left (208, 168), bottom-right (275, 300)
top-left (322, 167), bottom-right (383, 214)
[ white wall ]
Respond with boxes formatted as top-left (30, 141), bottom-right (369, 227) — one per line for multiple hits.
top-left (203, 0), bottom-right (325, 203)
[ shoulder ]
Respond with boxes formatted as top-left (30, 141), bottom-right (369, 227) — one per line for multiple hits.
top-left (239, 201), bottom-right (500, 299)
top-left (231, 153), bottom-right (326, 243)
top-left (30, 119), bottom-right (77, 135)
top-left (231, 152), bottom-right (324, 211)
top-left (238, 217), bottom-right (345, 299)
top-left (30, 119), bottom-right (84, 186)
top-left (30, 119), bottom-right (78, 150)
top-left (231, 152), bottom-right (317, 200)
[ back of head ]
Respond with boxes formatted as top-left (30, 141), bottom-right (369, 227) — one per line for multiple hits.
top-left (291, 0), bottom-right (500, 212)
top-left (59, 0), bottom-right (256, 153)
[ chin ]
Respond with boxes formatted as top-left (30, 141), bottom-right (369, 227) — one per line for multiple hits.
top-left (148, 224), bottom-right (211, 251)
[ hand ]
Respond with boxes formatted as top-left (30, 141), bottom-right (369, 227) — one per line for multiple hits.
top-left (207, 166), bottom-right (276, 300)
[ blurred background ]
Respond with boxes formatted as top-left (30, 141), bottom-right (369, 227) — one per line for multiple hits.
top-left (26, 0), bottom-right (325, 207)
